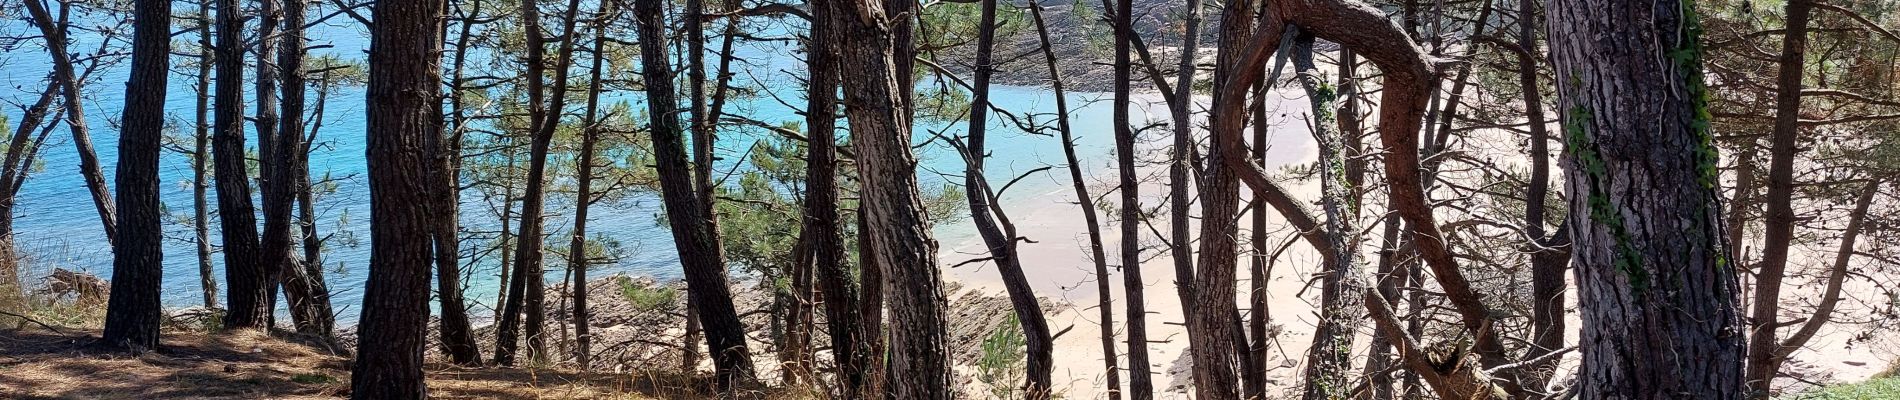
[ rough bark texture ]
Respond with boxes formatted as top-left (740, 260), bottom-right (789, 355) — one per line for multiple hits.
top-left (1547, 0), bottom-right (1748, 397)
top-left (830, 0), bottom-right (954, 396)
top-left (351, 0), bottom-right (446, 394)
top-left (1186, 0), bottom-right (1261, 396)
top-left (803, 2), bottom-right (864, 395)
top-left (633, 0), bottom-right (758, 389)
top-left (212, 0), bottom-right (270, 329)
top-left (271, 0), bottom-right (337, 338)
top-left (98, 0), bottom-right (171, 352)
top-left (1745, 0), bottom-right (1813, 394)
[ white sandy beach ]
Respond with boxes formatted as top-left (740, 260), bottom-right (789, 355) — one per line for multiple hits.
top-left (932, 86), bottom-right (1899, 398)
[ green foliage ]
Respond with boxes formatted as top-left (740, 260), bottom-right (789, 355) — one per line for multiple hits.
top-left (616, 276), bottom-right (679, 312)
top-left (977, 314), bottom-right (1028, 399)
top-left (1791, 377), bottom-right (1900, 399)
top-left (290, 373), bottom-right (338, 385)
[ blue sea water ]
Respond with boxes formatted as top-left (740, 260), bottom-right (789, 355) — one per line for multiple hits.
top-left (0, 13), bottom-right (1120, 322)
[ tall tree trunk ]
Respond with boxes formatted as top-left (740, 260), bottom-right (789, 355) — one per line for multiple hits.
top-left (960, 0), bottom-right (1054, 396)
top-left (98, 0), bottom-right (170, 351)
top-left (1514, 0), bottom-right (1568, 386)
top-left (1115, 0), bottom-right (1157, 394)
top-left (271, 0), bottom-right (337, 338)
top-left (1186, 0), bottom-right (1260, 397)
top-left (212, 0), bottom-right (270, 329)
top-left (1547, 0), bottom-right (1747, 396)
top-left (352, 0), bottom-right (446, 393)
top-left (829, 0), bottom-right (952, 396)
top-left (633, 0), bottom-right (758, 389)
top-left (22, 0), bottom-right (117, 245)
top-left (496, 0), bottom-right (551, 365)
top-left (435, 0), bottom-right (485, 366)
top-left (805, 1), bottom-right (862, 395)
top-left (566, 0), bottom-right (612, 370)
top-left (1745, 0), bottom-right (1814, 395)
top-left (193, 0), bottom-right (219, 310)
top-left (1029, 4), bottom-right (1121, 399)
top-left (1164, 0), bottom-right (1201, 329)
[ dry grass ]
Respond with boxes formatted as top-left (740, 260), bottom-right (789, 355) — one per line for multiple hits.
top-left (0, 326), bottom-right (791, 399)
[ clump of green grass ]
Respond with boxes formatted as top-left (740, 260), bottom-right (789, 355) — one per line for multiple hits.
top-left (1790, 377), bottom-right (1900, 399)
top-left (616, 277), bottom-right (678, 312)
top-left (290, 373), bottom-right (338, 385)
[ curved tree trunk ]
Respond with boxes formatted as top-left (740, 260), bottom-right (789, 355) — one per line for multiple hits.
top-left (22, 0), bottom-right (117, 245)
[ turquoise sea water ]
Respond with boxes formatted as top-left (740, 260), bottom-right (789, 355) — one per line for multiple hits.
top-left (0, 14), bottom-right (1120, 321)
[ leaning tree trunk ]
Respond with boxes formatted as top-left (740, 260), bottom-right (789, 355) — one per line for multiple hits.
top-left (496, 0), bottom-right (552, 365)
top-left (1289, 30), bottom-right (1365, 400)
top-left (211, 0), bottom-right (270, 329)
top-left (98, 0), bottom-right (170, 351)
top-left (960, 0), bottom-right (1054, 396)
top-left (829, 0), bottom-right (953, 396)
top-left (22, 0), bottom-right (117, 245)
top-left (351, 0), bottom-right (446, 394)
top-left (804, 2), bottom-right (865, 396)
top-left (1030, 4), bottom-right (1120, 399)
top-left (1547, 0), bottom-right (1748, 397)
top-left (632, 0), bottom-right (758, 390)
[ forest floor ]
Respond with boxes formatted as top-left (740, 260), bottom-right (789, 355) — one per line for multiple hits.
top-left (0, 273), bottom-right (1044, 399)
top-left (0, 327), bottom-right (730, 399)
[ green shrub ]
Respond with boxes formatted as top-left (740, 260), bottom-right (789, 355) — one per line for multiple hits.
top-left (616, 277), bottom-right (678, 312)
top-left (977, 314), bottom-right (1027, 399)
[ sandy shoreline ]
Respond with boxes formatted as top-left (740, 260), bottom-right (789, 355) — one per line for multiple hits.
top-left (932, 87), bottom-right (1899, 397)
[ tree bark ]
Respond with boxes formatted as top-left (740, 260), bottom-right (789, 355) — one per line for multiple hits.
top-left (192, 0), bottom-right (219, 310)
top-left (1289, 29), bottom-right (1365, 400)
top-left (271, 0), bottom-right (337, 338)
top-left (436, 0), bottom-right (486, 367)
top-left (959, 0), bottom-right (1054, 396)
top-left (98, 0), bottom-right (170, 352)
top-left (1029, 4), bottom-right (1121, 399)
top-left (804, 1), bottom-right (865, 395)
top-left (1115, 0), bottom-right (1157, 394)
top-left (351, 0), bottom-right (446, 393)
top-left (211, 0), bottom-right (270, 329)
top-left (565, 0), bottom-right (613, 370)
top-left (633, 0), bottom-right (758, 389)
top-left (1745, 0), bottom-right (1814, 395)
top-left (829, 0), bottom-right (953, 396)
top-left (1547, 0), bottom-right (1748, 396)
